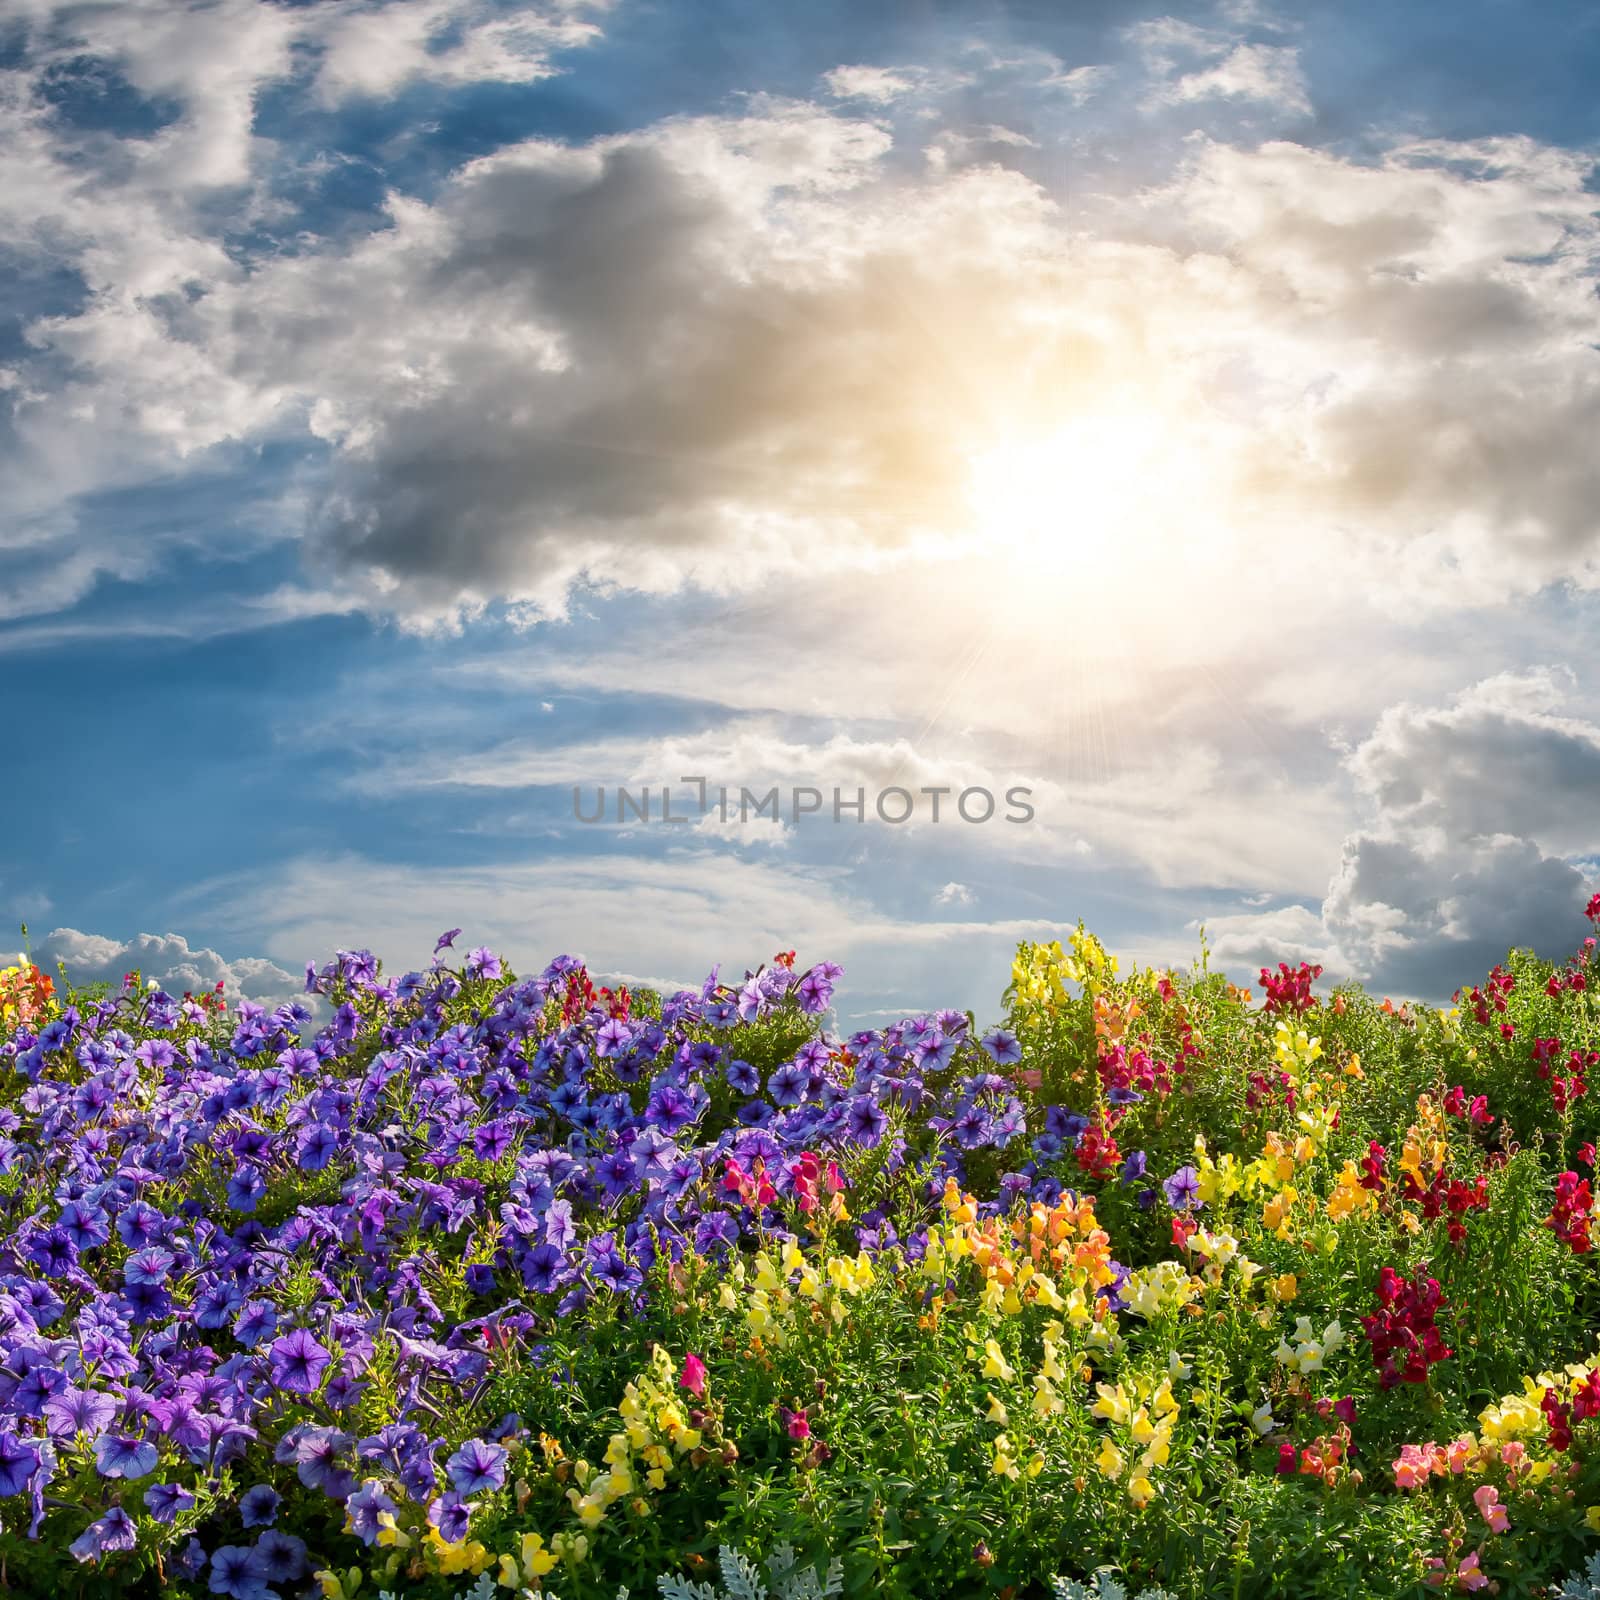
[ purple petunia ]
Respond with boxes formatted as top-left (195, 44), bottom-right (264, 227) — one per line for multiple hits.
top-left (1163, 1165), bottom-right (1203, 1212)
top-left (69, 1506), bottom-right (137, 1564)
top-left (268, 1328), bottom-right (333, 1394)
top-left (446, 1437), bottom-right (508, 1496)
top-left (94, 1432), bottom-right (159, 1479)
top-left (238, 1484), bottom-right (280, 1528)
top-left (146, 1482), bottom-right (195, 1523)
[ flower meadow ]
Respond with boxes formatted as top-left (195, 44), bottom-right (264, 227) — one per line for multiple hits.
top-left (5, 909), bottom-right (1600, 1600)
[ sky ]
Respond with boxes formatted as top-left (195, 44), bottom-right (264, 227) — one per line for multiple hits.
top-left (3, 0), bottom-right (1600, 1024)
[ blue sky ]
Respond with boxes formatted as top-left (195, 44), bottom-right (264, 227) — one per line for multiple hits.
top-left (4, 0), bottom-right (1600, 1022)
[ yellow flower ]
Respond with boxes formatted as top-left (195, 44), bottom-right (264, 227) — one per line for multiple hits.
top-left (1587, 1505), bottom-right (1600, 1533)
top-left (1095, 1438), bottom-right (1125, 1478)
top-left (1127, 1474), bottom-right (1155, 1507)
top-left (520, 1533), bottom-right (558, 1577)
top-left (982, 1339), bottom-right (1015, 1383)
top-left (1269, 1273), bottom-right (1298, 1303)
top-left (1092, 1382), bottom-right (1132, 1425)
top-left (985, 1393), bottom-right (1009, 1425)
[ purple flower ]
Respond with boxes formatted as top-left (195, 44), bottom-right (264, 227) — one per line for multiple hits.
top-left (268, 1328), bottom-right (333, 1394)
top-left (434, 928), bottom-right (463, 956)
top-left (226, 1165), bottom-right (266, 1211)
top-left (1121, 1150), bottom-right (1148, 1185)
top-left (594, 1018), bottom-right (631, 1058)
top-left (296, 1123), bottom-right (339, 1172)
top-left (70, 1506), bottom-right (137, 1564)
top-left (429, 1493), bottom-right (473, 1543)
top-left (239, 1484), bottom-right (280, 1528)
top-left (446, 1437), bottom-right (508, 1496)
top-left (845, 1095), bottom-right (888, 1145)
top-left (770, 1061), bottom-right (808, 1107)
top-left (473, 1120), bottom-right (513, 1162)
top-left (44, 1385), bottom-right (119, 1440)
top-left (0, 1431), bottom-right (40, 1498)
top-left (725, 1058), bottom-right (760, 1094)
top-left (94, 1432), bottom-right (159, 1479)
top-left (465, 947), bottom-right (503, 980)
top-left (952, 1104), bottom-right (993, 1149)
top-left (146, 1482), bottom-right (195, 1523)
top-left (979, 1029), bottom-right (1023, 1066)
top-left (125, 1245), bottom-right (175, 1285)
top-left (291, 1427), bottom-right (355, 1499)
top-left (234, 1301), bottom-right (279, 1348)
top-left (595, 1149), bottom-right (640, 1203)
top-left (345, 1478), bottom-right (398, 1544)
top-left (1163, 1165), bottom-right (1202, 1212)
top-left (207, 1544), bottom-right (266, 1599)
top-left (252, 1530), bottom-right (307, 1585)
top-left (1045, 1106), bottom-right (1089, 1142)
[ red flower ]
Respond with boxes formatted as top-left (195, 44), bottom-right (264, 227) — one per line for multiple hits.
top-left (1259, 961), bottom-right (1322, 1015)
top-left (680, 1353), bottom-right (707, 1397)
top-left (1361, 1267), bottom-right (1452, 1388)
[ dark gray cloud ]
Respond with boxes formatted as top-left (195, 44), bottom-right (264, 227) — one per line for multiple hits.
top-left (1213, 669), bottom-right (1599, 998)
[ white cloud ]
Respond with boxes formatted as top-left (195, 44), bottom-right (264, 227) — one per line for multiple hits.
top-left (1162, 44), bottom-right (1310, 116)
top-left (934, 881), bottom-right (974, 906)
top-left (34, 928), bottom-right (303, 1008)
top-left (820, 65), bottom-right (921, 104)
top-left (2, 15), bottom-right (1599, 699)
top-left (311, 0), bottom-right (607, 106)
top-left (181, 850), bottom-right (1072, 1018)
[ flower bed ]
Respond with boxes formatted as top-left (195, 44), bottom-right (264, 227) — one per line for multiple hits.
top-left (3, 907), bottom-right (1600, 1599)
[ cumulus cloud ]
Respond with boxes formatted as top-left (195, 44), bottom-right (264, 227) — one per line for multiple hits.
top-left (934, 881), bottom-right (974, 906)
top-left (34, 928), bottom-right (303, 1008)
top-left (4, 11), bottom-right (1600, 647)
top-left (1215, 670), bottom-right (1600, 997)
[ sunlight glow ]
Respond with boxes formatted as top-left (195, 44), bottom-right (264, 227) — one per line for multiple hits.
top-left (965, 410), bottom-right (1202, 576)
top-left (956, 402), bottom-right (1246, 656)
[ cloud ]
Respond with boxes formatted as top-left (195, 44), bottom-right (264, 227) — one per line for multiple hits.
top-left (310, 0), bottom-right (607, 106)
top-left (1210, 671), bottom-right (1600, 997)
top-left (0, 0), bottom-right (607, 618)
top-left (820, 65), bottom-right (922, 104)
top-left (1161, 44), bottom-right (1310, 116)
top-left (181, 850), bottom-right (1071, 1018)
top-left (934, 881), bottom-right (974, 906)
top-left (6, 25), bottom-right (1600, 642)
top-left (33, 927), bottom-right (303, 1008)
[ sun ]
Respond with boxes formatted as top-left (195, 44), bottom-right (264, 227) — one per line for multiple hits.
top-left (954, 400), bottom-right (1246, 646)
top-left (964, 410), bottom-right (1191, 575)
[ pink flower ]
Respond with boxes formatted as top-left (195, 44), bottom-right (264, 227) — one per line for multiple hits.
top-left (680, 1353), bottom-right (707, 1398)
top-left (1456, 1550), bottom-right (1488, 1593)
top-left (1444, 1438), bottom-right (1475, 1474)
top-left (1393, 1445), bottom-right (1429, 1489)
top-left (783, 1407), bottom-right (811, 1441)
top-left (1473, 1484), bottom-right (1510, 1534)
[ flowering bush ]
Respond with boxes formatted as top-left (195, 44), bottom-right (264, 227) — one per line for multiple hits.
top-left (1, 910), bottom-right (1600, 1598)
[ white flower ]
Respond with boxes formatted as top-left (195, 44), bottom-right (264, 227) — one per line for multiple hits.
top-left (1251, 1402), bottom-right (1276, 1436)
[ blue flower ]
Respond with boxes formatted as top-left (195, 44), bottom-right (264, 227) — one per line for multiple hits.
top-left (238, 1484), bottom-right (280, 1528)
top-left (93, 1433), bottom-right (158, 1479)
top-left (145, 1482), bottom-right (195, 1523)
top-left (446, 1438), bottom-right (508, 1496)
top-left (979, 1029), bottom-right (1023, 1066)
